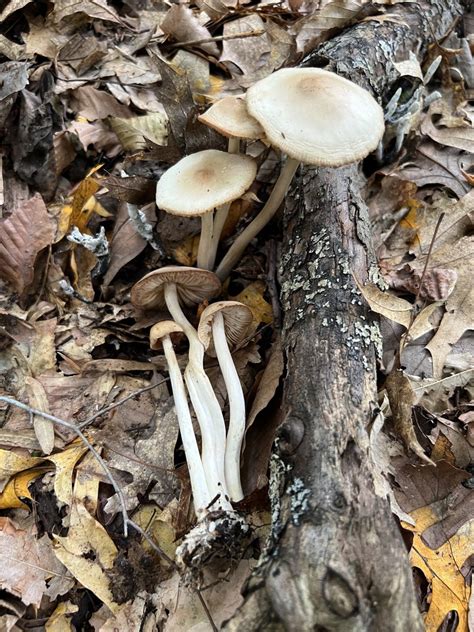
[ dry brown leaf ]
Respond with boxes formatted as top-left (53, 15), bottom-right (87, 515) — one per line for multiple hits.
top-left (0, 194), bottom-right (55, 293)
top-left (292, 0), bottom-right (367, 54)
top-left (393, 142), bottom-right (473, 198)
top-left (69, 120), bottom-right (122, 158)
top-left (0, 0), bottom-right (33, 21)
top-left (25, 376), bottom-right (55, 456)
top-left (246, 338), bottom-right (284, 432)
top-left (385, 369), bottom-right (433, 464)
top-left (412, 369), bottom-right (474, 413)
top-left (0, 518), bottom-right (67, 607)
top-left (358, 282), bottom-right (413, 328)
top-left (103, 202), bottom-right (157, 287)
top-left (70, 86), bottom-right (132, 121)
top-left (46, 601), bottom-right (78, 632)
top-left (220, 14), bottom-right (270, 83)
top-left (161, 5), bottom-right (219, 57)
top-left (53, 0), bottom-right (121, 24)
top-left (421, 100), bottom-right (474, 153)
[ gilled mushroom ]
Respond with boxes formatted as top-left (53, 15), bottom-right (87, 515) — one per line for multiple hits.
top-left (150, 321), bottom-right (210, 520)
top-left (156, 149), bottom-right (256, 271)
top-left (198, 96), bottom-right (265, 155)
top-left (198, 301), bottom-right (253, 502)
top-left (215, 68), bottom-right (385, 281)
top-left (198, 98), bottom-right (264, 261)
top-left (131, 266), bottom-right (232, 511)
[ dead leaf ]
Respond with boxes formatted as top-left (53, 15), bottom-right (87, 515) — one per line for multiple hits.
top-left (46, 601), bottom-right (79, 632)
top-left (393, 142), bottom-right (473, 198)
top-left (0, 517), bottom-right (67, 607)
top-left (232, 281), bottom-right (273, 329)
top-left (220, 15), bottom-right (270, 84)
top-left (246, 337), bottom-right (284, 432)
top-left (25, 377), bottom-right (55, 455)
top-left (0, 449), bottom-right (43, 492)
top-left (358, 282), bottom-right (413, 328)
top-left (292, 0), bottom-right (367, 55)
top-left (421, 100), bottom-right (474, 153)
top-left (70, 86), bottom-right (132, 120)
top-left (161, 5), bottom-right (219, 57)
top-left (109, 112), bottom-right (168, 151)
top-left (53, 0), bottom-right (121, 24)
top-left (0, 194), bottom-right (55, 293)
top-left (52, 502), bottom-right (119, 613)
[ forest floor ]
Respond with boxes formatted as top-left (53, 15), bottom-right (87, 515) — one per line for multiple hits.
top-left (0, 1), bottom-right (472, 630)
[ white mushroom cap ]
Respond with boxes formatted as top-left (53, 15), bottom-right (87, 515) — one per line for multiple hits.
top-left (246, 68), bottom-right (385, 166)
top-left (198, 301), bottom-right (253, 356)
top-left (156, 149), bottom-right (257, 217)
top-left (150, 320), bottom-right (184, 350)
top-left (131, 266), bottom-right (221, 310)
top-left (198, 96), bottom-right (265, 140)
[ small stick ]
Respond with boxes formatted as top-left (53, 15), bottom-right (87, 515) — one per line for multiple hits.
top-left (0, 396), bottom-right (129, 537)
top-left (168, 30), bottom-right (265, 49)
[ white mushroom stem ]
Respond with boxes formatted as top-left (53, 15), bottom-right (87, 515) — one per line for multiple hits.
top-left (206, 137), bottom-right (241, 271)
top-left (161, 334), bottom-right (211, 519)
top-left (212, 311), bottom-right (246, 502)
top-left (216, 157), bottom-right (300, 281)
top-left (163, 283), bottom-right (231, 510)
top-left (197, 212), bottom-right (215, 271)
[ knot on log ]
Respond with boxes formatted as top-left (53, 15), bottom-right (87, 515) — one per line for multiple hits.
top-left (277, 415), bottom-right (305, 456)
top-left (322, 568), bottom-right (359, 619)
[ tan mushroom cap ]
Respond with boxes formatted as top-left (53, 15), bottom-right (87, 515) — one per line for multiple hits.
top-left (198, 96), bottom-right (265, 140)
top-left (150, 320), bottom-right (184, 350)
top-left (155, 149), bottom-right (257, 217)
top-left (246, 68), bottom-right (385, 166)
top-left (131, 266), bottom-right (221, 310)
top-left (198, 301), bottom-right (253, 356)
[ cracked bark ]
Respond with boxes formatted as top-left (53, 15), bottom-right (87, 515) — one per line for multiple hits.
top-left (225, 1), bottom-right (463, 630)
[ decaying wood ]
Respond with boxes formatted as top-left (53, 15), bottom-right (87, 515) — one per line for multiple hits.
top-left (225, 1), bottom-right (463, 630)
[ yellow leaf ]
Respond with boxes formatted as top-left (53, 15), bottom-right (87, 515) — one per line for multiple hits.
top-left (0, 449), bottom-right (44, 491)
top-left (403, 507), bottom-right (473, 631)
top-left (232, 281), bottom-right (272, 329)
top-left (55, 204), bottom-right (73, 242)
top-left (53, 502), bottom-right (119, 613)
top-left (0, 467), bottom-right (48, 509)
top-left (172, 234), bottom-right (199, 266)
top-left (46, 601), bottom-right (78, 632)
top-left (25, 376), bottom-right (55, 455)
top-left (73, 452), bottom-right (101, 514)
top-left (133, 503), bottom-right (177, 562)
top-left (48, 443), bottom-right (89, 506)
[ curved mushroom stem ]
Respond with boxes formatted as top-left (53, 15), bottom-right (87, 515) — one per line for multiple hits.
top-left (164, 283), bottom-right (231, 509)
top-left (228, 137), bottom-right (240, 154)
top-left (161, 334), bottom-right (211, 519)
top-left (215, 157), bottom-right (300, 281)
top-left (212, 311), bottom-right (246, 501)
top-left (197, 212), bottom-right (215, 271)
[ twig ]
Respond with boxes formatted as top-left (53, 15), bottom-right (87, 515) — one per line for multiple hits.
top-left (78, 378), bottom-right (169, 429)
top-left (0, 396), bottom-right (130, 537)
top-left (168, 29), bottom-right (265, 50)
top-left (195, 589), bottom-right (219, 632)
top-left (127, 519), bottom-right (176, 567)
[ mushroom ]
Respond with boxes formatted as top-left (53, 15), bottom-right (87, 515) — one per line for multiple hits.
top-left (156, 149), bottom-right (257, 271)
top-left (198, 98), bottom-right (265, 263)
top-left (150, 320), bottom-right (210, 520)
top-left (198, 301), bottom-right (253, 502)
top-left (198, 96), bottom-right (265, 155)
top-left (131, 266), bottom-right (232, 511)
top-left (215, 68), bottom-right (385, 281)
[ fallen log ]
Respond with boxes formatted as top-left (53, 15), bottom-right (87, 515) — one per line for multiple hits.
top-left (226, 1), bottom-right (463, 630)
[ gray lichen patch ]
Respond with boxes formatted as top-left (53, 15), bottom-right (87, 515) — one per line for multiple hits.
top-left (287, 477), bottom-right (311, 527)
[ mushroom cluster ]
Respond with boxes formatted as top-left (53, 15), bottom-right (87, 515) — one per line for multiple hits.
top-left (131, 68), bottom-right (384, 565)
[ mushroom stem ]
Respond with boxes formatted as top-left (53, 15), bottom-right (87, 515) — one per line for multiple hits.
top-left (228, 137), bottom-right (240, 154)
top-left (207, 202), bottom-right (231, 271)
top-left (164, 283), bottom-right (230, 507)
top-left (197, 212), bottom-right (215, 271)
top-left (212, 311), bottom-right (246, 501)
top-left (215, 157), bottom-right (300, 281)
top-left (161, 334), bottom-right (211, 519)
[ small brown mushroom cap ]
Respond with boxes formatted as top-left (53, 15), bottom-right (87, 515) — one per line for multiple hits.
top-left (131, 266), bottom-right (221, 310)
top-left (150, 320), bottom-right (184, 350)
top-left (246, 68), bottom-right (385, 167)
top-left (198, 96), bottom-right (265, 140)
top-left (198, 301), bottom-right (253, 356)
top-left (156, 149), bottom-right (257, 217)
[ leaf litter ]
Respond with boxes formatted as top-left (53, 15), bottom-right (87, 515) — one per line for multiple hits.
top-left (0, 1), bottom-right (472, 630)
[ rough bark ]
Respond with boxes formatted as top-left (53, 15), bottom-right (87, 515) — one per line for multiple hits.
top-left (225, 1), bottom-right (463, 630)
